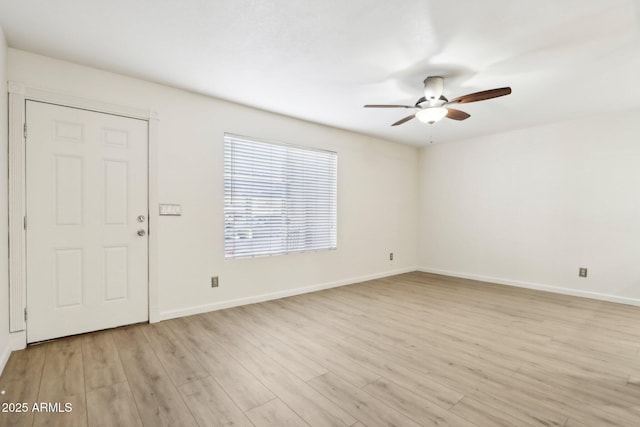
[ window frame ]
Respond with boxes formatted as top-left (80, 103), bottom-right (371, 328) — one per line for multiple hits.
top-left (223, 133), bottom-right (338, 259)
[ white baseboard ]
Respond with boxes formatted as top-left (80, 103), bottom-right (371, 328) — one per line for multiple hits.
top-left (10, 331), bottom-right (27, 351)
top-left (418, 266), bottom-right (640, 307)
top-left (158, 267), bottom-right (417, 321)
top-left (149, 307), bottom-right (161, 324)
top-left (0, 331), bottom-right (26, 375)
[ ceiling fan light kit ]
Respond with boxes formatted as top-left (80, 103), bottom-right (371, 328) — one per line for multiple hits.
top-left (416, 107), bottom-right (448, 124)
top-left (365, 76), bottom-right (511, 127)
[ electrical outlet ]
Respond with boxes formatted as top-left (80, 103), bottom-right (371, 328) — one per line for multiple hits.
top-left (211, 276), bottom-right (219, 287)
top-left (389, 252), bottom-right (394, 261)
top-left (578, 268), bottom-right (587, 278)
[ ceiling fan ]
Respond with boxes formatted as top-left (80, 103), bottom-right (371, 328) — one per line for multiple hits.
top-left (364, 76), bottom-right (511, 126)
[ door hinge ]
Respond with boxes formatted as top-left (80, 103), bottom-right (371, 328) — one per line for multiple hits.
top-left (24, 308), bottom-right (27, 322)
top-left (23, 216), bottom-right (27, 230)
top-left (23, 123), bottom-right (27, 139)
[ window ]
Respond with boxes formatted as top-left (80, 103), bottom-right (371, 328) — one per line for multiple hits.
top-left (224, 133), bottom-right (337, 259)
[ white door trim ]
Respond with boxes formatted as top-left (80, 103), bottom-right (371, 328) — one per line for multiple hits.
top-left (8, 81), bottom-right (160, 348)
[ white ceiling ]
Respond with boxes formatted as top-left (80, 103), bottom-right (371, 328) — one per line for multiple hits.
top-left (1, 0), bottom-right (639, 146)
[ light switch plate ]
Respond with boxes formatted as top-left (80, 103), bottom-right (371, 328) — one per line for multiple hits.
top-left (159, 204), bottom-right (182, 216)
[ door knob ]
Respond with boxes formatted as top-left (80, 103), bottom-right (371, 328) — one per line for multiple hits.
top-left (137, 229), bottom-right (146, 236)
top-left (137, 215), bottom-right (146, 223)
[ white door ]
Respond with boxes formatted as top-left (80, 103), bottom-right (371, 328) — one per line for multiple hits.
top-left (26, 101), bottom-right (149, 343)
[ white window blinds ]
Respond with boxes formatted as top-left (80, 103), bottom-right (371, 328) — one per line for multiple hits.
top-left (224, 134), bottom-right (337, 259)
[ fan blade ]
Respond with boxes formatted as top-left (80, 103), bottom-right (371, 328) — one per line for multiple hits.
top-left (449, 87), bottom-right (512, 104)
top-left (364, 104), bottom-right (416, 108)
top-left (391, 114), bottom-right (416, 126)
top-left (446, 108), bottom-right (470, 121)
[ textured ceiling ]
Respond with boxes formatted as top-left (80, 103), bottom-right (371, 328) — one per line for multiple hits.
top-left (1, 0), bottom-right (639, 146)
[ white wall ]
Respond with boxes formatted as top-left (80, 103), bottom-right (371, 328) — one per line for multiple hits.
top-left (0, 25), bottom-right (10, 371)
top-left (418, 110), bottom-right (640, 304)
top-left (8, 49), bottom-right (418, 320)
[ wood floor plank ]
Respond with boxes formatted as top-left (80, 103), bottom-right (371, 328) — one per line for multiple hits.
top-left (217, 305), bottom-right (380, 388)
top-left (32, 393), bottom-right (87, 427)
top-left (206, 309), bottom-right (329, 381)
top-left (140, 322), bottom-right (209, 386)
top-left (245, 398), bottom-right (310, 427)
top-left (292, 288), bottom-right (524, 392)
top-left (507, 369), bottom-right (640, 425)
top-left (0, 345), bottom-right (47, 427)
top-left (82, 331), bottom-right (126, 391)
top-left (469, 385), bottom-right (567, 427)
top-left (468, 375), bottom-right (570, 426)
top-left (38, 337), bottom-right (85, 400)
top-left (178, 376), bottom-right (253, 427)
top-left (363, 377), bottom-right (474, 427)
top-left (307, 372), bottom-right (421, 427)
top-left (192, 315), bottom-right (356, 427)
top-left (564, 411), bottom-right (637, 427)
top-left (470, 364), bottom-right (636, 426)
top-left (86, 382), bottom-right (142, 427)
top-left (516, 365), bottom-right (640, 408)
top-left (3, 271), bottom-right (640, 426)
top-left (328, 336), bottom-right (465, 408)
top-left (451, 396), bottom-right (532, 427)
top-left (321, 286), bottom-right (531, 374)
top-left (111, 326), bottom-right (198, 427)
top-left (34, 336), bottom-right (87, 427)
top-left (165, 316), bottom-right (275, 412)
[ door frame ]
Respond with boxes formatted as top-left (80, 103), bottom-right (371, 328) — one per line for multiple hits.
top-left (8, 81), bottom-right (160, 349)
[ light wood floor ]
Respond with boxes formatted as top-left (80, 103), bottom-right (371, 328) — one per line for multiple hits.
top-left (2, 271), bottom-right (640, 426)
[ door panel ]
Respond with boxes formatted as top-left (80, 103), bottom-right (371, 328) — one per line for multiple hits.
top-left (26, 101), bottom-right (149, 343)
